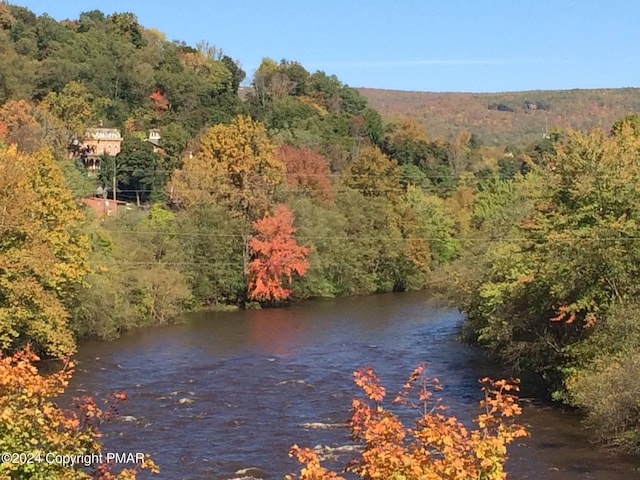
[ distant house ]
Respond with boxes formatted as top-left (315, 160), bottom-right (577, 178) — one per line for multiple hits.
top-left (145, 128), bottom-right (164, 154)
top-left (68, 125), bottom-right (123, 173)
top-left (81, 196), bottom-right (128, 219)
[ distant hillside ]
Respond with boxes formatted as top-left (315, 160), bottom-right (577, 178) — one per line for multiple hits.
top-left (358, 88), bottom-right (640, 146)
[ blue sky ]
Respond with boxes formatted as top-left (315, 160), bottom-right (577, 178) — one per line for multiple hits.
top-left (11, 0), bottom-right (640, 92)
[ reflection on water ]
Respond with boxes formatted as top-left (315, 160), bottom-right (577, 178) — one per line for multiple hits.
top-left (69, 292), bottom-right (640, 479)
top-left (245, 308), bottom-right (315, 355)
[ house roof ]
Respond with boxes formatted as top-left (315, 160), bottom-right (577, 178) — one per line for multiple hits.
top-left (85, 128), bottom-right (122, 141)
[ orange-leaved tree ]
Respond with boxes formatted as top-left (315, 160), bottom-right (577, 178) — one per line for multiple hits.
top-left (247, 204), bottom-right (311, 302)
top-left (287, 365), bottom-right (527, 480)
top-left (149, 89), bottom-right (170, 112)
top-left (276, 144), bottom-right (334, 202)
top-left (0, 347), bottom-right (158, 479)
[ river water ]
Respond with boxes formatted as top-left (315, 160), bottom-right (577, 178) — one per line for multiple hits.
top-left (69, 292), bottom-right (640, 479)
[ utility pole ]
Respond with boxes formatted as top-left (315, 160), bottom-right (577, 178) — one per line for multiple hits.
top-left (112, 155), bottom-right (117, 203)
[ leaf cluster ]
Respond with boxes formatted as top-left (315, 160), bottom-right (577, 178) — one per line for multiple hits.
top-left (287, 366), bottom-right (527, 480)
top-left (0, 347), bottom-right (158, 479)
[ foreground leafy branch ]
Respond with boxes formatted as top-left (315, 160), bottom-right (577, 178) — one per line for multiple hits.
top-left (0, 347), bottom-right (158, 479)
top-left (287, 365), bottom-right (527, 480)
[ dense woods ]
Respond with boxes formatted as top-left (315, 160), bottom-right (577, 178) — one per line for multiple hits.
top-left (1, 3), bottom-right (640, 472)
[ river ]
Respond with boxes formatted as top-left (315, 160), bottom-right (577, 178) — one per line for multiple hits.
top-left (68, 292), bottom-right (640, 479)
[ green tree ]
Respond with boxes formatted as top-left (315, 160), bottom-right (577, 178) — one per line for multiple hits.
top-left (108, 12), bottom-right (145, 48)
top-left (336, 189), bottom-right (404, 293)
top-left (287, 197), bottom-right (348, 298)
top-left (362, 107), bottom-right (384, 146)
top-left (113, 135), bottom-right (165, 204)
top-left (176, 204), bottom-right (246, 307)
top-left (72, 207), bottom-right (190, 339)
top-left (221, 55), bottom-right (245, 94)
top-left (459, 125), bottom-right (640, 398)
top-left (289, 191), bottom-right (406, 297)
top-left (398, 186), bottom-right (459, 289)
top-left (305, 71), bottom-right (342, 112)
top-left (43, 81), bottom-right (109, 138)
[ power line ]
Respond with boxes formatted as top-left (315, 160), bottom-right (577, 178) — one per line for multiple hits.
top-left (87, 170), bottom-right (470, 178)
top-left (1, 223), bottom-right (639, 243)
top-left (78, 168), bottom-right (640, 179)
top-left (90, 261), bottom-right (245, 267)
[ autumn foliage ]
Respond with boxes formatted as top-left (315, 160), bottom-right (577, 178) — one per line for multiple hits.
top-left (0, 347), bottom-right (158, 479)
top-left (287, 365), bottom-right (527, 480)
top-left (247, 204), bottom-right (311, 302)
top-left (0, 145), bottom-right (90, 357)
top-left (168, 115), bottom-right (283, 216)
top-left (149, 89), bottom-right (169, 112)
top-left (0, 99), bottom-right (41, 152)
top-left (276, 144), bottom-right (334, 202)
top-left (344, 146), bottom-right (401, 198)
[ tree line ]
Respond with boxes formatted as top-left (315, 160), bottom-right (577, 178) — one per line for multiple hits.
top-left (442, 116), bottom-right (640, 453)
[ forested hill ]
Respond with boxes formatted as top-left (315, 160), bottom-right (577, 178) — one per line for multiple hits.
top-left (359, 87), bottom-right (640, 145)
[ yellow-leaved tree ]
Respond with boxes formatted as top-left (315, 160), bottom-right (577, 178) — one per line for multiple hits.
top-left (42, 81), bottom-right (109, 140)
top-left (0, 145), bottom-right (90, 357)
top-left (0, 99), bottom-right (42, 153)
top-left (168, 115), bottom-right (284, 219)
top-left (344, 146), bottom-right (401, 198)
